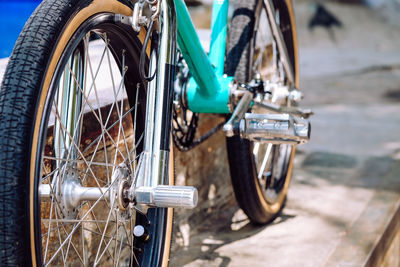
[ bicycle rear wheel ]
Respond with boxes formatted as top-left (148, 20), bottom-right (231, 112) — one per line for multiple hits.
top-left (0, 0), bottom-right (172, 265)
top-left (226, 0), bottom-right (298, 224)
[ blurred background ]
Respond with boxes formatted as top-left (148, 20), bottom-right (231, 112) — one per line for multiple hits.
top-left (0, 0), bottom-right (41, 57)
top-left (0, 0), bottom-right (399, 266)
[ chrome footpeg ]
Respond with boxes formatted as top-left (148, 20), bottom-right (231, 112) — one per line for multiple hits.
top-left (134, 185), bottom-right (198, 209)
top-left (228, 113), bottom-right (310, 145)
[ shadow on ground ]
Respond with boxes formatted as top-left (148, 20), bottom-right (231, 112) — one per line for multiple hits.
top-left (171, 204), bottom-right (297, 266)
top-left (170, 148), bottom-right (400, 266)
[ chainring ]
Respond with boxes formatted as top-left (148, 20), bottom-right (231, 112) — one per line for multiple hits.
top-left (172, 51), bottom-right (199, 151)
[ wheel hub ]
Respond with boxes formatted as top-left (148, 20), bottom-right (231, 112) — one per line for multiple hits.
top-left (59, 167), bottom-right (80, 219)
top-left (47, 164), bottom-right (134, 219)
top-left (39, 162), bottom-right (198, 214)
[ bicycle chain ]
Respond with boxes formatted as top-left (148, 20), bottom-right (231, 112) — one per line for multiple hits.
top-left (171, 52), bottom-right (224, 151)
top-left (172, 108), bottom-right (225, 152)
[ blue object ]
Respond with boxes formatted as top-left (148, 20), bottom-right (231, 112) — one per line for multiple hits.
top-left (209, 0), bottom-right (229, 76)
top-left (0, 0), bottom-right (41, 58)
top-left (175, 0), bottom-right (233, 113)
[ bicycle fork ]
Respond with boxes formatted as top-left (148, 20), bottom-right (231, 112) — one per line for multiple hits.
top-left (127, 0), bottom-right (198, 211)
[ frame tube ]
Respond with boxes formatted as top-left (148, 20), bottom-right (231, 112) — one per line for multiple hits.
top-left (175, 0), bottom-right (220, 97)
top-left (209, 0), bottom-right (229, 76)
top-left (175, 0), bottom-right (231, 113)
top-left (136, 0), bottom-right (177, 189)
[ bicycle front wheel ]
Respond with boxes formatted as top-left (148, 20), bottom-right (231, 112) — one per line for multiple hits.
top-left (0, 0), bottom-right (172, 265)
top-left (226, 0), bottom-right (298, 224)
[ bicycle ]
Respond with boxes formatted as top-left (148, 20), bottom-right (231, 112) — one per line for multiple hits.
top-left (0, 0), bottom-right (311, 265)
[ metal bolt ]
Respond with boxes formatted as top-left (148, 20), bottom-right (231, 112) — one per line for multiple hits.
top-left (133, 225), bottom-right (150, 242)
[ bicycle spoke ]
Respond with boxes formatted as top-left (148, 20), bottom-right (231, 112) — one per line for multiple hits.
top-left (44, 187), bottom-right (83, 265)
top-left (94, 199), bottom-right (116, 265)
top-left (80, 226), bottom-right (130, 247)
top-left (81, 219), bottom-right (86, 266)
top-left (86, 36), bottom-right (112, 184)
top-left (258, 143), bottom-right (273, 179)
top-left (86, 202), bottom-right (117, 260)
top-left (129, 133), bottom-right (144, 165)
top-left (43, 198), bottom-right (55, 263)
top-left (43, 156), bottom-right (118, 167)
top-left (115, 224), bottom-right (125, 266)
top-left (113, 219), bottom-right (120, 266)
top-left (65, 62), bottom-right (127, 163)
top-left (97, 229), bottom-right (117, 265)
top-left (51, 104), bottom-right (112, 209)
top-left (110, 50), bottom-right (132, 168)
top-left (54, 202), bottom-right (67, 265)
top-left (79, 104), bottom-right (136, 160)
top-left (42, 167), bottom-right (60, 182)
top-left (62, 223), bottom-right (85, 266)
top-left (45, 179), bottom-right (117, 266)
top-left (132, 85), bottom-right (140, 171)
top-left (42, 218), bottom-right (116, 224)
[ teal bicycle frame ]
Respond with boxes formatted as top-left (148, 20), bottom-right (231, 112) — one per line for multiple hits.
top-left (175, 0), bottom-right (233, 113)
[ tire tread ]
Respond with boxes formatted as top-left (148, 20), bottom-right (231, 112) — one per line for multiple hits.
top-left (0, 0), bottom-right (89, 264)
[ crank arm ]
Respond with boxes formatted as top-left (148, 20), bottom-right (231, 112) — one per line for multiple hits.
top-left (223, 90), bottom-right (253, 137)
top-left (253, 101), bottom-right (314, 118)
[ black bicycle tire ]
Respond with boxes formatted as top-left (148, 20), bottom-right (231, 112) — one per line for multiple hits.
top-left (225, 0), bottom-right (298, 224)
top-left (0, 0), bottom-right (173, 265)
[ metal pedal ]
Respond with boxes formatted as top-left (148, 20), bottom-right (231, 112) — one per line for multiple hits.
top-left (237, 113), bottom-right (310, 144)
